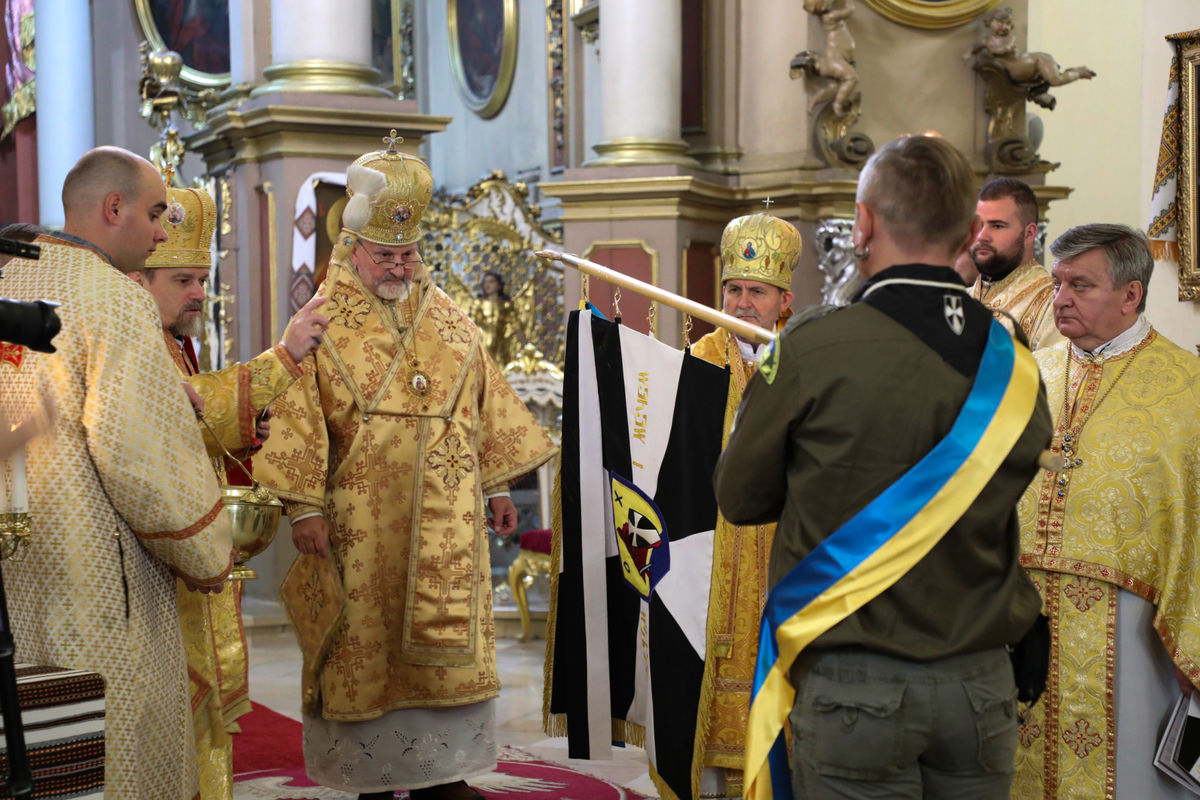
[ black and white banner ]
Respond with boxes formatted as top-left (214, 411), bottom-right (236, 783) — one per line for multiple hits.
top-left (549, 310), bottom-right (729, 800)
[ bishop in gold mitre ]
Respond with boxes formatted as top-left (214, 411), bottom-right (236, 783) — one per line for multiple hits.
top-left (255, 131), bottom-right (556, 800)
top-left (690, 209), bottom-right (800, 800)
top-left (127, 179), bottom-right (327, 799)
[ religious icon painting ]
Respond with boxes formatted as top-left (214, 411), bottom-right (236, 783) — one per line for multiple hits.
top-left (447, 0), bottom-right (518, 118)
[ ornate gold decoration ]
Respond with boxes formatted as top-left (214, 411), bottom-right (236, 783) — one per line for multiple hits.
top-left (348, 131), bottom-right (435, 246)
top-left (508, 547), bottom-right (552, 642)
top-left (424, 170), bottom-right (565, 365)
top-left (1177, 32), bottom-right (1200, 302)
top-left (0, 512), bottom-right (32, 561)
top-left (250, 59), bottom-right (392, 98)
top-left (145, 186), bottom-right (217, 269)
top-left (720, 214), bottom-right (802, 290)
top-left (863, 0), bottom-right (999, 29)
top-left (589, 136), bottom-right (700, 168)
top-left (133, 0), bottom-right (230, 90)
top-left (547, 0), bottom-right (567, 169)
top-left (139, 42), bottom-right (222, 174)
top-left (448, 0), bottom-right (519, 118)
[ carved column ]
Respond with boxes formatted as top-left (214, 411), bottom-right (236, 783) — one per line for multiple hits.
top-left (589, 0), bottom-right (697, 167)
top-left (33, 0), bottom-right (93, 226)
top-left (250, 0), bottom-right (390, 98)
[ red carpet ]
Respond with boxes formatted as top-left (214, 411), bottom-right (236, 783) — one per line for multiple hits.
top-left (233, 702), bottom-right (305, 774)
top-left (232, 703), bottom-right (650, 799)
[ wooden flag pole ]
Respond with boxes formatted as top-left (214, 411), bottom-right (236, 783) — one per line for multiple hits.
top-left (536, 249), bottom-right (774, 346)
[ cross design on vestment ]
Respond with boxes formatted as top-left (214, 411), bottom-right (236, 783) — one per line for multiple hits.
top-left (382, 129), bottom-right (404, 152)
top-left (762, 196), bottom-right (775, 210)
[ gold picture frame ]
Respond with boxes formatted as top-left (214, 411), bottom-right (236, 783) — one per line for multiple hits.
top-left (862, 0), bottom-right (1000, 30)
top-left (132, 0), bottom-right (231, 89)
top-left (1178, 33), bottom-right (1200, 302)
top-left (448, 0), bottom-right (518, 118)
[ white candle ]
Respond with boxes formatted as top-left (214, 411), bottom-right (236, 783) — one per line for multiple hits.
top-left (9, 446), bottom-right (27, 514)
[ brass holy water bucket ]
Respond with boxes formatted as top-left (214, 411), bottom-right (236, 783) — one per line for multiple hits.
top-left (220, 483), bottom-right (283, 580)
top-left (196, 409), bottom-right (284, 581)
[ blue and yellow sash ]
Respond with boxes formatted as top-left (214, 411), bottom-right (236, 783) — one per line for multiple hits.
top-left (744, 318), bottom-right (1040, 800)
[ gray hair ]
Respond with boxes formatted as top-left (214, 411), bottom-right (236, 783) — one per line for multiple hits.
top-left (1049, 223), bottom-right (1153, 312)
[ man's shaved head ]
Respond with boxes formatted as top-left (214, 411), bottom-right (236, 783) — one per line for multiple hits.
top-left (61, 146), bottom-right (149, 218)
top-left (60, 146), bottom-right (169, 273)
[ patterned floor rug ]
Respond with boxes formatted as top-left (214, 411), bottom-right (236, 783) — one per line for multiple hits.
top-left (232, 703), bottom-right (648, 800)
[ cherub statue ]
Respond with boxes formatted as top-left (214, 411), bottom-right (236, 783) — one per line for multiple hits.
top-left (965, 7), bottom-right (1095, 110)
top-left (790, 0), bottom-right (859, 118)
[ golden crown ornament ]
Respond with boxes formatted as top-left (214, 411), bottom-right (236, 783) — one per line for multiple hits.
top-left (719, 212), bottom-right (802, 291)
top-left (343, 129), bottom-right (434, 246)
top-left (144, 184), bottom-right (217, 270)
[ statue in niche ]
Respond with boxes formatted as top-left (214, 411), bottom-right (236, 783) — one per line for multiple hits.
top-left (965, 7), bottom-right (1096, 111)
top-left (790, 0), bottom-right (874, 167)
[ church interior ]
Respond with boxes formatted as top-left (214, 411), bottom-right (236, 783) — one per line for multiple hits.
top-left (0, 0), bottom-right (1198, 797)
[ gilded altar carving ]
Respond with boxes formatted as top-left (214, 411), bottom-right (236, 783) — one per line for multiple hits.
top-left (423, 170), bottom-right (565, 368)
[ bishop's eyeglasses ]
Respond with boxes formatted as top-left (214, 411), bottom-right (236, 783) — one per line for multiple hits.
top-left (360, 246), bottom-right (424, 271)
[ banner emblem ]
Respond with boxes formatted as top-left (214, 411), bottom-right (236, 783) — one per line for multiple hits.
top-left (610, 471), bottom-right (670, 597)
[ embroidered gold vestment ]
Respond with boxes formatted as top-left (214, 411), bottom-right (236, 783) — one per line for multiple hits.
top-left (1016, 331), bottom-right (1200, 800)
top-left (971, 261), bottom-right (1066, 351)
top-left (165, 334), bottom-right (302, 799)
top-left (257, 260), bottom-right (556, 720)
top-left (0, 237), bottom-right (234, 799)
top-left (690, 327), bottom-right (777, 796)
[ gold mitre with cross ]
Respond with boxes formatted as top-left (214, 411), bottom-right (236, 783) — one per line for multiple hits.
top-left (719, 211), bottom-right (802, 291)
top-left (144, 184), bottom-right (217, 269)
top-left (343, 129), bottom-right (434, 246)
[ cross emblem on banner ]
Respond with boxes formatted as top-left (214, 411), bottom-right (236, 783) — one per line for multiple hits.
top-left (762, 197), bottom-right (775, 210)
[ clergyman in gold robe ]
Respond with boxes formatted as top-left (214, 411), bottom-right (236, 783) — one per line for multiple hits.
top-left (968, 177), bottom-right (1066, 351)
top-left (256, 135), bottom-right (557, 800)
top-left (1015, 223), bottom-right (1200, 799)
top-left (0, 146), bottom-right (234, 798)
top-left (689, 211), bottom-right (799, 800)
top-left (123, 182), bottom-right (328, 798)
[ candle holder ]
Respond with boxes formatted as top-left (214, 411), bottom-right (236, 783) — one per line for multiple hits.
top-left (0, 512), bottom-right (32, 561)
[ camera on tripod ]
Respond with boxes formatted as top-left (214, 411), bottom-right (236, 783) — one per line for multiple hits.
top-left (0, 237), bottom-right (60, 354)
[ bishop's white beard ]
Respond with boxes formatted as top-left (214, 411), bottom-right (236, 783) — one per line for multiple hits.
top-left (375, 277), bottom-right (412, 302)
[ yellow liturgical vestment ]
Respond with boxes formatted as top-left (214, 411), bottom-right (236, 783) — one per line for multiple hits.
top-left (164, 333), bottom-right (302, 800)
top-left (257, 259), bottom-right (556, 720)
top-left (690, 326), bottom-right (777, 798)
top-left (971, 260), bottom-right (1066, 351)
top-left (1015, 328), bottom-right (1200, 799)
top-left (0, 236), bottom-right (233, 799)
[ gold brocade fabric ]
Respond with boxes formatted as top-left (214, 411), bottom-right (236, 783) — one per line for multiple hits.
top-left (1017, 331), bottom-right (1200, 799)
top-left (169, 341), bottom-right (298, 798)
top-left (971, 261), bottom-right (1066, 351)
top-left (1013, 571), bottom-right (1118, 800)
top-left (256, 259), bottom-right (557, 721)
top-left (690, 328), bottom-right (777, 787)
top-left (0, 237), bottom-right (234, 799)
